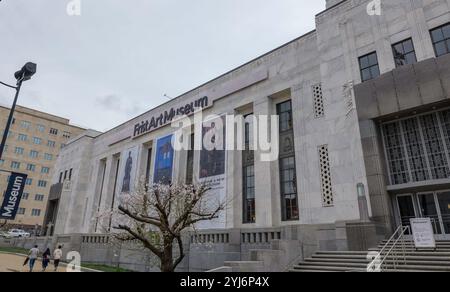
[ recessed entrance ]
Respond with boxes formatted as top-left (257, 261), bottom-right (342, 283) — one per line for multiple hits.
top-left (396, 191), bottom-right (450, 237)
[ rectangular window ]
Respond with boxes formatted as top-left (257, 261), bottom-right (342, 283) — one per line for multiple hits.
top-left (242, 114), bottom-right (255, 224)
top-left (186, 134), bottom-right (195, 185)
top-left (37, 180), bottom-right (47, 188)
top-left (49, 128), bottom-right (58, 135)
top-left (22, 193), bottom-right (29, 200)
top-left (277, 101), bottom-right (299, 221)
top-left (29, 150), bottom-right (39, 158)
top-left (33, 137), bottom-right (42, 145)
top-left (35, 194), bottom-right (44, 201)
top-left (69, 168), bottom-right (73, 180)
top-left (41, 167), bottom-right (50, 174)
top-left (10, 161), bottom-right (20, 169)
top-left (14, 147), bottom-right (24, 155)
top-left (47, 140), bottom-right (56, 148)
top-left (20, 121), bottom-right (31, 129)
top-left (31, 209), bottom-right (41, 216)
top-left (26, 164), bottom-right (36, 172)
top-left (359, 52), bottom-right (380, 82)
top-left (382, 109), bottom-right (450, 186)
top-left (37, 124), bottom-right (45, 132)
top-left (63, 131), bottom-right (71, 139)
top-left (18, 134), bottom-right (27, 142)
top-left (430, 23), bottom-right (450, 57)
top-left (25, 178), bottom-right (32, 185)
top-left (59, 172), bottom-right (63, 183)
top-left (392, 38), bottom-right (417, 67)
top-left (44, 153), bottom-right (53, 161)
top-left (17, 208), bottom-right (25, 215)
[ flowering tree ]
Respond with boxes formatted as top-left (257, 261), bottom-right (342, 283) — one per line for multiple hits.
top-left (108, 182), bottom-right (226, 272)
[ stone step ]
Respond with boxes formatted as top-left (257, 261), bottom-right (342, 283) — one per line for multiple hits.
top-left (306, 259), bottom-right (450, 267)
top-left (317, 250), bottom-right (450, 256)
top-left (306, 257), bottom-right (450, 264)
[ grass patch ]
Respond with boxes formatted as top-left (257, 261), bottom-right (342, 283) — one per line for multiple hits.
top-left (0, 246), bottom-right (28, 255)
top-left (81, 263), bottom-right (134, 272)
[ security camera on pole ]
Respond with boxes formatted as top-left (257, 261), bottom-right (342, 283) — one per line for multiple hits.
top-left (0, 63), bottom-right (37, 225)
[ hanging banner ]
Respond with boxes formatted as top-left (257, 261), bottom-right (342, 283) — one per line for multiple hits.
top-left (153, 134), bottom-right (174, 185)
top-left (117, 146), bottom-right (139, 195)
top-left (0, 172), bottom-right (28, 220)
top-left (197, 115), bottom-right (227, 229)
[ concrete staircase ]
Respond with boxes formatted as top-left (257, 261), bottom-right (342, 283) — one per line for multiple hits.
top-left (290, 240), bottom-right (450, 272)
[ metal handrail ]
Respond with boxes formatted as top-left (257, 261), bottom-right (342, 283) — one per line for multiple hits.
top-left (367, 225), bottom-right (410, 272)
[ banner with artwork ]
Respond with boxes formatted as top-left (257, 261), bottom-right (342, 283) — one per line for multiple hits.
top-left (197, 115), bottom-right (227, 229)
top-left (117, 146), bottom-right (139, 195)
top-left (153, 134), bottom-right (174, 185)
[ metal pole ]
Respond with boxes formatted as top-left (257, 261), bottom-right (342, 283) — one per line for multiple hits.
top-left (0, 79), bottom-right (23, 161)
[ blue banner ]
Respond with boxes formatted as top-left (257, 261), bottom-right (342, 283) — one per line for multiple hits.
top-left (0, 172), bottom-right (27, 220)
top-left (153, 135), bottom-right (174, 184)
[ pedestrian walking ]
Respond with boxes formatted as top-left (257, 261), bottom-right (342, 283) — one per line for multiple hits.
top-left (53, 245), bottom-right (63, 272)
top-left (28, 245), bottom-right (40, 272)
top-left (42, 248), bottom-right (51, 272)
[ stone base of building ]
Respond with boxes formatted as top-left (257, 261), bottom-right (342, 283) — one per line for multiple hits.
top-left (3, 220), bottom-right (387, 272)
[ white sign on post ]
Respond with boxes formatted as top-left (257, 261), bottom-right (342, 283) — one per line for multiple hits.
top-left (410, 218), bottom-right (436, 249)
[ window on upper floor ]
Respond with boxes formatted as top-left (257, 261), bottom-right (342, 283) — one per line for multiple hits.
top-left (47, 140), bottom-right (55, 148)
top-left (33, 137), bottom-right (42, 145)
top-left (44, 153), bottom-right (53, 161)
top-left (17, 208), bottom-right (25, 215)
top-left (14, 147), bottom-right (24, 155)
top-left (29, 150), bottom-right (39, 158)
top-left (37, 124), bottom-right (45, 132)
top-left (22, 193), bottom-right (29, 200)
top-left (35, 194), bottom-right (44, 202)
top-left (25, 178), bottom-right (32, 185)
top-left (41, 167), bottom-right (50, 174)
top-left (430, 23), bottom-right (450, 57)
top-left (37, 180), bottom-right (47, 188)
top-left (49, 128), bottom-right (58, 135)
top-left (20, 121), bottom-right (31, 129)
top-left (392, 38), bottom-right (417, 67)
top-left (26, 164), bottom-right (36, 172)
top-left (63, 131), bottom-right (71, 139)
top-left (359, 52), bottom-right (380, 82)
top-left (31, 209), bottom-right (41, 216)
top-left (18, 134), bottom-right (27, 142)
top-left (10, 161), bottom-right (20, 169)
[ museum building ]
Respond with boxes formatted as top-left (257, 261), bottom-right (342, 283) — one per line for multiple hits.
top-left (48, 0), bottom-right (450, 257)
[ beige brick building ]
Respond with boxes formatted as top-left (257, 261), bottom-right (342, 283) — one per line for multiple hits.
top-left (0, 105), bottom-right (85, 232)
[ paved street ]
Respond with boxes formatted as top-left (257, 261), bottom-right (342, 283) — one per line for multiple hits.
top-left (0, 253), bottom-right (66, 272)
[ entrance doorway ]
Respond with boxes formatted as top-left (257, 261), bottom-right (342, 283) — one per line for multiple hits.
top-left (396, 191), bottom-right (450, 237)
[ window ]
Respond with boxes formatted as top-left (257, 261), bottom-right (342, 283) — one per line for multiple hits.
top-left (63, 131), bottom-right (71, 139)
top-left (37, 124), bottom-right (45, 132)
top-left (44, 153), bottom-right (53, 161)
top-left (430, 23), bottom-right (450, 57)
top-left (277, 100), bottom-right (293, 132)
top-left (359, 52), bottom-right (380, 82)
top-left (0, 159), bottom-right (4, 166)
top-left (69, 168), bottom-right (73, 180)
top-left (186, 134), bottom-right (194, 185)
top-left (313, 83), bottom-right (325, 119)
top-left (243, 114), bottom-right (255, 224)
top-left (35, 194), bottom-right (44, 201)
top-left (10, 161), bottom-right (20, 169)
top-left (47, 140), bottom-right (56, 148)
top-left (14, 147), bottom-right (24, 155)
top-left (22, 193), bottom-right (29, 200)
top-left (41, 167), bottom-right (50, 174)
top-left (49, 128), bottom-right (58, 135)
top-left (25, 178), bottom-right (32, 185)
top-left (31, 209), bottom-right (41, 216)
top-left (20, 121), bottom-right (31, 129)
top-left (392, 38), bottom-right (417, 67)
top-left (59, 172), bottom-right (63, 183)
top-left (18, 134), bottom-right (27, 142)
top-left (382, 109), bottom-right (450, 185)
top-left (37, 180), bottom-right (47, 188)
top-left (29, 150), bottom-right (39, 158)
top-left (33, 137), bottom-right (42, 145)
top-left (277, 101), bottom-right (299, 221)
top-left (17, 208), bottom-right (25, 215)
top-left (26, 164), bottom-right (36, 172)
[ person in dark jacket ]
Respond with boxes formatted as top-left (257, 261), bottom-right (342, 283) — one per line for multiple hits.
top-left (42, 248), bottom-right (51, 272)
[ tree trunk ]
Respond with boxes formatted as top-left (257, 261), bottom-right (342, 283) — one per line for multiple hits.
top-left (160, 242), bottom-right (174, 272)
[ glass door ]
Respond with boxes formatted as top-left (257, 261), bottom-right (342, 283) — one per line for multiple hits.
top-left (396, 195), bottom-right (416, 232)
top-left (437, 191), bottom-right (450, 234)
top-left (417, 193), bottom-right (443, 234)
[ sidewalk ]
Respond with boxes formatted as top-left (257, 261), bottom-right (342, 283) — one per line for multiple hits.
top-left (0, 253), bottom-right (66, 272)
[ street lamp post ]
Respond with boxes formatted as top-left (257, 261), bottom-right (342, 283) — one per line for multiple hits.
top-left (0, 62), bottom-right (37, 161)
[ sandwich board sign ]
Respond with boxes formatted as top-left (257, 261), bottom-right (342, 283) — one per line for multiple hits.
top-left (410, 218), bottom-right (436, 249)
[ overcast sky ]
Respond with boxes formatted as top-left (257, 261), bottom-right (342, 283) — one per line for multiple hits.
top-left (0, 0), bottom-right (324, 132)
